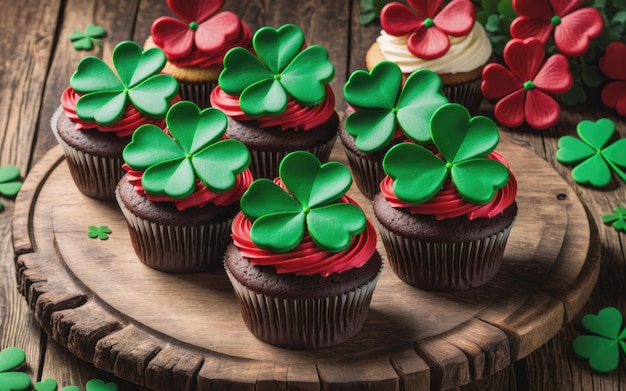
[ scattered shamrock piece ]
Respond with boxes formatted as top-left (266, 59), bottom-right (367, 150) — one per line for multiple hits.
top-left (88, 226), bottom-right (111, 240)
top-left (69, 24), bottom-right (106, 51)
top-left (69, 40), bottom-right (178, 126)
top-left (123, 101), bottom-right (250, 199)
top-left (34, 378), bottom-right (116, 391)
top-left (556, 118), bottom-right (626, 187)
top-left (219, 24), bottom-right (334, 116)
top-left (241, 151), bottom-right (365, 253)
top-left (573, 307), bottom-right (626, 373)
top-left (383, 103), bottom-right (509, 205)
top-left (344, 62), bottom-right (448, 151)
top-left (0, 165), bottom-right (22, 213)
top-left (85, 379), bottom-right (117, 391)
top-left (0, 347), bottom-right (31, 391)
top-left (603, 205), bottom-right (626, 232)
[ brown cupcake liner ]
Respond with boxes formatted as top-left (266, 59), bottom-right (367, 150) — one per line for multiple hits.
top-left (341, 145), bottom-right (385, 200)
top-left (178, 80), bottom-right (218, 109)
top-left (116, 188), bottom-right (233, 273)
top-left (225, 267), bottom-right (381, 349)
top-left (378, 220), bottom-right (515, 291)
top-left (443, 77), bottom-right (483, 115)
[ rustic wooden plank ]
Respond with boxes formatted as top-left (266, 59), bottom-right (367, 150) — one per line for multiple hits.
top-left (145, 346), bottom-right (204, 391)
top-left (389, 349), bottom-right (430, 390)
top-left (196, 356), bottom-right (259, 391)
top-left (415, 338), bottom-right (471, 391)
top-left (317, 357), bottom-right (399, 390)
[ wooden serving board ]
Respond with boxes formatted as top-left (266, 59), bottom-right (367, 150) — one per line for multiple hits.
top-left (12, 137), bottom-right (599, 391)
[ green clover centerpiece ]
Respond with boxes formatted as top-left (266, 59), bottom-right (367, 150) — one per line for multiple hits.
top-left (383, 103), bottom-right (510, 205)
top-left (344, 61), bottom-right (448, 152)
top-left (241, 151), bottom-right (366, 253)
top-left (69, 40), bottom-right (178, 126)
top-left (218, 24), bottom-right (335, 116)
top-left (123, 101), bottom-right (250, 199)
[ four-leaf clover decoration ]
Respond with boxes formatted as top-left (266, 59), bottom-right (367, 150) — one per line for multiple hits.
top-left (69, 40), bottom-right (178, 126)
top-left (88, 225), bottom-right (112, 240)
top-left (603, 205), bottom-right (626, 232)
top-left (241, 151), bottom-right (366, 253)
top-left (0, 165), bottom-right (22, 212)
top-left (344, 61), bottom-right (448, 151)
top-left (219, 24), bottom-right (334, 117)
top-left (573, 307), bottom-right (626, 373)
top-left (383, 103), bottom-right (509, 205)
top-left (69, 24), bottom-right (106, 51)
top-left (556, 118), bottom-right (626, 188)
top-left (123, 101), bottom-right (250, 199)
top-left (0, 347), bottom-right (30, 391)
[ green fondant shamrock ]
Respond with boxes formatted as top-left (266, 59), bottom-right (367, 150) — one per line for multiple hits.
top-left (69, 24), bottom-right (106, 50)
top-left (344, 61), bottom-right (448, 151)
top-left (219, 24), bottom-right (334, 116)
top-left (0, 347), bottom-right (31, 391)
top-left (603, 205), bottom-right (626, 232)
top-left (241, 151), bottom-right (365, 253)
top-left (0, 165), bottom-right (22, 212)
top-left (35, 378), bottom-right (80, 391)
top-left (123, 101), bottom-right (250, 199)
top-left (383, 103), bottom-right (509, 205)
top-left (69, 41), bottom-right (178, 126)
top-left (556, 118), bottom-right (626, 188)
top-left (86, 379), bottom-right (117, 391)
top-left (572, 307), bottom-right (626, 373)
top-left (88, 225), bottom-right (111, 240)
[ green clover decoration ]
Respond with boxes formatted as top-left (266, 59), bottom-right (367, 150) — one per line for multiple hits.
top-left (0, 347), bottom-right (30, 391)
top-left (35, 378), bottom-right (117, 391)
top-left (123, 101), bottom-right (250, 199)
top-left (344, 61), bottom-right (448, 152)
top-left (69, 24), bottom-right (106, 51)
top-left (603, 205), bottom-right (626, 232)
top-left (219, 24), bottom-right (334, 117)
top-left (0, 165), bottom-right (22, 212)
top-left (88, 225), bottom-right (111, 240)
top-left (69, 40), bottom-right (178, 126)
top-left (383, 103), bottom-right (509, 205)
top-left (572, 307), bottom-right (626, 373)
top-left (556, 118), bottom-right (626, 188)
top-left (241, 151), bottom-right (365, 253)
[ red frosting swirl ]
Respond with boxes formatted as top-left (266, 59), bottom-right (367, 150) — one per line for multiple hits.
top-left (61, 87), bottom-right (177, 137)
top-left (380, 151), bottom-right (517, 220)
top-left (210, 85), bottom-right (336, 131)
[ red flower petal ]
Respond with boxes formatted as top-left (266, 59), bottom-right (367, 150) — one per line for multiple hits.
top-left (600, 42), bottom-right (626, 81)
top-left (616, 95), bottom-right (626, 117)
top-left (513, 0), bottom-right (553, 20)
top-left (481, 63), bottom-right (523, 99)
top-left (434, 0), bottom-right (475, 36)
top-left (550, 0), bottom-right (584, 16)
top-left (503, 38), bottom-right (545, 81)
top-left (533, 54), bottom-right (572, 94)
top-left (555, 8), bottom-right (603, 57)
top-left (408, 0), bottom-right (445, 18)
top-left (494, 89), bottom-right (526, 128)
top-left (151, 17), bottom-right (194, 59)
top-left (407, 27), bottom-right (450, 60)
top-left (525, 89), bottom-right (561, 129)
top-left (381, 3), bottom-right (424, 36)
top-left (601, 81), bottom-right (626, 116)
top-left (166, 0), bottom-right (223, 23)
top-left (510, 17), bottom-right (553, 44)
top-left (195, 11), bottom-right (241, 54)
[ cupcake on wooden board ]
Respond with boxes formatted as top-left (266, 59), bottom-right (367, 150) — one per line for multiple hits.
top-left (145, 0), bottom-right (252, 108)
top-left (116, 100), bottom-right (253, 273)
top-left (373, 103), bottom-right (517, 291)
top-left (52, 40), bottom-right (179, 201)
top-left (340, 61), bottom-right (448, 199)
top-left (366, 0), bottom-right (492, 113)
top-left (210, 23), bottom-right (338, 180)
top-left (225, 151), bottom-right (382, 349)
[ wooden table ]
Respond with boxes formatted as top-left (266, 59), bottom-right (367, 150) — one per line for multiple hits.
top-left (1, 1), bottom-right (624, 390)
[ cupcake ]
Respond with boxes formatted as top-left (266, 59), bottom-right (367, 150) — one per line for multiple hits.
top-left (210, 23), bottom-right (338, 180)
top-left (340, 61), bottom-right (448, 199)
top-left (225, 151), bottom-right (382, 348)
top-left (52, 40), bottom-right (179, 201)
top-left (116, 100), bottom-right (253, 273)
top-left (366, 0), bottom-right (492, 114)
top-left (373, 103), bottom-right (517, 291)
top-left (146, 0), bottom-right (252, 108)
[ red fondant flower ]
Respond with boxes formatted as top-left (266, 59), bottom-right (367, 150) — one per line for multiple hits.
top-left (600, 42), bottom-right (626, 117)
top-left (151, 0), bottom-right (241, 59)
top-left (510, 0), bottom-right (603, 57)
top-left (380, 0), bottom-right (475, 60)
top-left (481, 38), bottom-right (573, 130)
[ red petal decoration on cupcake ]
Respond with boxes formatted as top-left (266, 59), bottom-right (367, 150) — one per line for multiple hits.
top-left (166, 0), bottom-right (224, 23)
top-left (601, 81), bottom-right (626, 116)
top-left (551, 0), bottom-right (585, 15)
top-left (510, 17), bottom-right (553, 45)
top-left (503, 38), bottom-right (545, 81)
top-left (407, 0), bottom-right (444, 17)
top-left (512, 0), bottom-right (553, 20)
top-left (481, 63), bottom-right (523, 100)
top-left (433, 0), bottom-right (475, 36)
top-left (524, 89), bottom-right (561, 129)
top-left (380, 2), bottom-right (423, 37)
top-left (195, 11), bottom-right (241, 54)
top-left (533, 54), bottom-right (572, 94)
top-left (407, 26), bottom-right (450, 59)
top-left (151, 17), bottom-right (195, 59)
top-left (555, 8), bottom-right (603, 57)
top-left (494, 89), bottom-right (526, 128)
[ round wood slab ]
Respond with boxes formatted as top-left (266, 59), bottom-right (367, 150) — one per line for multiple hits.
top-left (13, 137), bottom-right (599, 391)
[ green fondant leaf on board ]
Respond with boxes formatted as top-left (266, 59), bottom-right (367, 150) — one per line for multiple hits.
top-left (602, 205), bottom-right (626, 232)
top-left (69, 24), bottom-right (106, 51)
top-left (88, 225), bottom-right (111, 240)
top-left (572, 307), bottom-right (626, 373)
top-left (86, 379), bottom-right (118, 391)
top-left (0, 164), bottom-right (22, 198)
top-left (0, 347), bottom-right (30, 391)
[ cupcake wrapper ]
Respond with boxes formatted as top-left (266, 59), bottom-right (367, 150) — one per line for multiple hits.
top-left (225, 267), bottom-right (381, 349)
top-left (178, 80), bottom-right (217, 109)
top-left (443, 77), bottom-right (483, 115)
top-left (116, 189), bottom-right (233, 273)
top-left (341, 145), bottom-right (385, 200)
top-left (378, 220), bottom-right (515, 291)
top-left (51, 107), bottom-right (124, 202)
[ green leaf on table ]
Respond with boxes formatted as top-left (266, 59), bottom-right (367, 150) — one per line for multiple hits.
top-left (602, 205), bottom-right (626, 232)
top-left (88, 225), bottom-right (111, 240)
top-left (69, 24), bottom-right (106, 50)
top-left (0, 347), bottom-right (30, 391)
top-left (572, 307), bottom-right (626, 373)
top-left (0, 165), bottom-right (22, 198)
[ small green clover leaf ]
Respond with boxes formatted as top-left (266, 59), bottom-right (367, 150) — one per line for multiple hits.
top-left (572, 307), bottom-right (626, 373)
top-left (0, 165), bottom-right (22, 212)
top-left (344, 62), bottom-right (448, 151)
top-left (123, 101), bottom-right (250, 199)
top-left (241, 151), bottom-right (365, 253)
top-left (88, 225), bottom-right (111, 240)
top-left (383, 103), bottom-right (509, 205)
top-left (69, 41), bottom-right (178, 126)
top-left (69, 24), bottom-right (106, 50)
top-left (0, 347), bottom-right (31, 391)
top-left (603, 205), bottom-right (626, 232)
top-left (219, 24), bottom-right (334, 116)
top-left (556, 118), bottom-right (626, 188)
top-left (85, 379), bottom-right (117, 391)
top-left (35, 379), bottom-right (80, 391)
